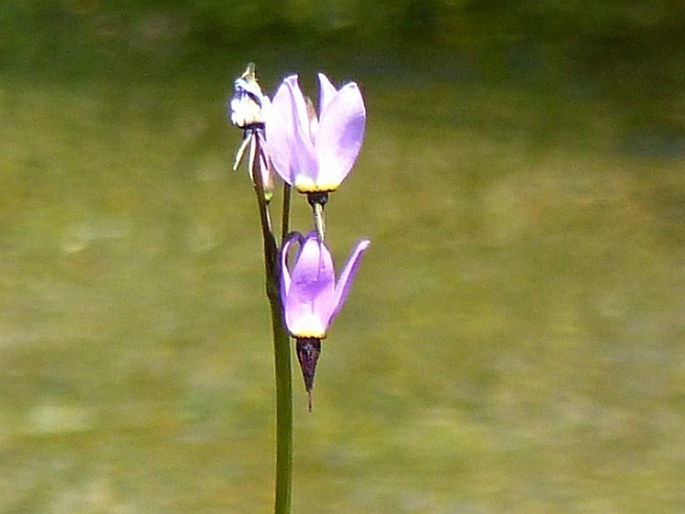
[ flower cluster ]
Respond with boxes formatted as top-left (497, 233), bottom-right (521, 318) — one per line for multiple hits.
top-left (229, 65), bottom-right (370, 410)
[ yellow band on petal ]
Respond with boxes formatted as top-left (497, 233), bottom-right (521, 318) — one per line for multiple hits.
top-left (286, 311), bottom-right (330, 339)
top-left (294, 175), bottom-right (339, 193)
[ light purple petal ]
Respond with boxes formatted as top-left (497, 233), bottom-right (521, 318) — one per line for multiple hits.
top-left (285, 77), bottom-right (316, 157)
top-left (317, 73), bottom-right (338, 117)
top-left (283, 78), bottom-right (320, 191)
top-left (266, 76), bottom-right (299, 185)
top-left (331, 238), bottom-right (370, 319)
top-left (266, 76), bottom-right (318, 187)
top-left (315, 82), bottom-right (366, 190)
top-left (280, 231), bottom-right (303, 302)
top-left (284, 232), bottom-right (336, 338)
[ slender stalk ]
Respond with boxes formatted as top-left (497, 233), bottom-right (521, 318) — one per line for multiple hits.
top-left (250, 132), bottom-right (292, 514)
top-left (313, 202), bottom-right (325, 242)
top-left (270, 294), bottom-right (293, 514)
top-left (250, 136), bottom-right (273, 241)
top-left (281, 183), bottom-right (291, 243)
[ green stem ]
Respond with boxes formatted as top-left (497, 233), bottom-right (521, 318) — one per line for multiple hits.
top-left (281, 183), bottom-right (291, 243)
top-left (250, 133), bottom-right (292, 514)
top-left (270, 295), bottom-right (293, 514)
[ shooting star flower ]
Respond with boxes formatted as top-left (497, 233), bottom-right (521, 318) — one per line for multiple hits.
top-left (266, 73), bottom-right (366, 194)
top-left (280, 231), bottom-right (370, 409)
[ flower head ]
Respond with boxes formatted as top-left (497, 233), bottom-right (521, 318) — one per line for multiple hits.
top-left (266, 73), bottom-right (366, 193)
top-left (280, 231), bottom-right (370, 339)
top-left (280, 231), bottom-right (370, 409)
top-left (229, 63), bottom-right (270, 129)
top-left (228, 63), bottom-right (274, 199)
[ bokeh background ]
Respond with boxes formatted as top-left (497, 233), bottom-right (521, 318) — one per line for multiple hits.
top-left (2, 1), bottom-right (684, 512)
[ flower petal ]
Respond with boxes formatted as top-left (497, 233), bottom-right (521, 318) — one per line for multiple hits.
top-left (331, 238), bottom-right (370, 319)
top-left (285, 76), bottom-right (316, 156)
top-left (266, 76), bottom-right (299, 185)
top-left (267, 76), bottom-right (319, 189)
top-left (315, 82), bottom-right (366, 191)
top-left (284, 232), bottom-right (336, 338)
top-left (280, 231), bottom-right (304, 303)
top-left (234, 74), bottom-right (267, 107)
top-left (317, 73), bottom-right (338, 117)
top-left (284, 78), bottom-right (319, 191)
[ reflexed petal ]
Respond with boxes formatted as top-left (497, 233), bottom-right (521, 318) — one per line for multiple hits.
top-left (234, 75), bottom-right (267, 107)
top-left (284, 232), bottom-right (336, 338)
top-left (266, 77), bottom-right (299, 184)
top-left (317, 73), bottom-right (338, 117)
top-left (267, 76), bottom-right (318, 188)
top-left (331, 239), bottom-right (370, 319)
top-left (285, 76), bottom-right (315, 150)
top-left (280, 232), bottom-right (304, 302)
top-left (284, 78), bottom-right (319, 189)
top-left (315, 82), bottom-right (366, 190)
top-left (229, 68), bottom-right (269, 127)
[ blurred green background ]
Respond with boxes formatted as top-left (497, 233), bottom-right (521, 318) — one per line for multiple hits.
top-left (1, 1), bottom-right (684, 512)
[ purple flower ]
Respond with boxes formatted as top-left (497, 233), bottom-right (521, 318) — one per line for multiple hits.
top-left (266, 73), bottom-right (366, 193)
top-left (281, 231), bottom-right (370, 339)
top-left (281, 230), bottom-right (370, 409)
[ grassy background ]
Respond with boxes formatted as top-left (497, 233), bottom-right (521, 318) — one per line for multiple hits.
top-left (1, 1), bottom-right (684, 512)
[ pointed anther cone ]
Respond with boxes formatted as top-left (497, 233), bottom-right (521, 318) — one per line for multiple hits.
top-left (296, 338), bottom-right (321, 411)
